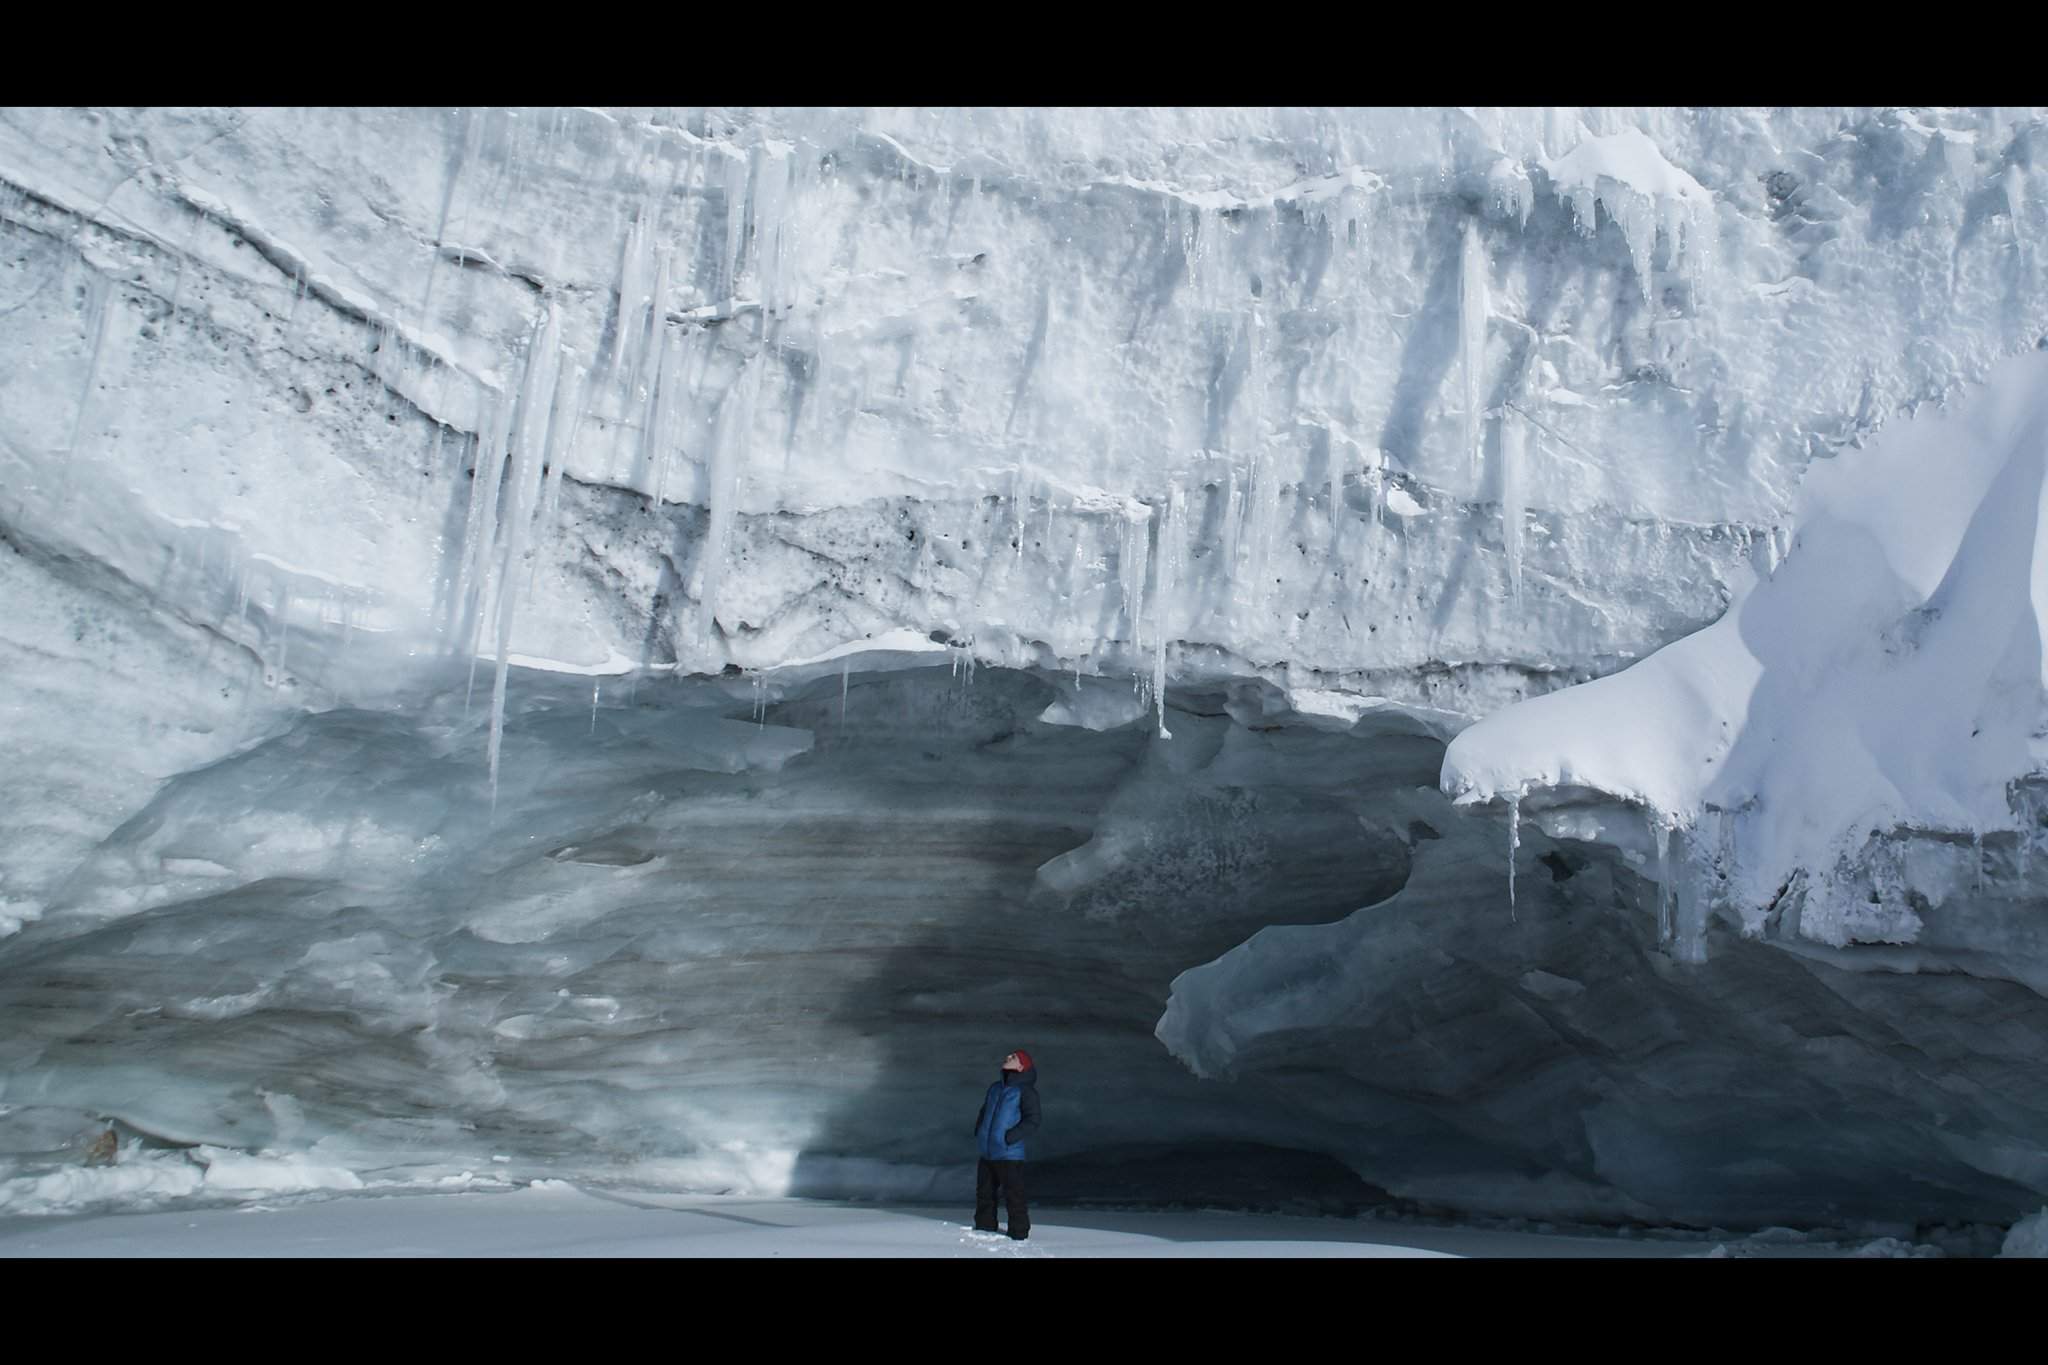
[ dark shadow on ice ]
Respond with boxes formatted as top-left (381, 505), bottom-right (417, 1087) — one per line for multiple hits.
top-left (777, 668), bottom-right (1418, 1212)
top-left (1375, 200), bottom-right (1465, 469)
top-left (1025, 1141), bottom-right (1392, 1218)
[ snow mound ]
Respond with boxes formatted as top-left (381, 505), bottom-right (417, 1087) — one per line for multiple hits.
top-left (2002, 1208), bottom-right (2048, 1257)
top-left (192, 1147), bottom-right (365, 1195)
top-left (1444, 349), bottom-right (2048, 959)
top-left (0, 1151), bottom-right (205, 1216)
top-left (0, 1146), bottom-right (366, 1216)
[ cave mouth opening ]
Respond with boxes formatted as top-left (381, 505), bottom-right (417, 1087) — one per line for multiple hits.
top-left (13, 658), bottom-right (2041, 1233)
top-left (1, 659), bottom-right (1449, 1211)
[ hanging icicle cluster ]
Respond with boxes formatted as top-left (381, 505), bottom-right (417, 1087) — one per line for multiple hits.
top-left (446, 302), bottom-right (584, 810)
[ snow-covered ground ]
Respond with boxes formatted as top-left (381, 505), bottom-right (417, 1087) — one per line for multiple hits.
top-left (0, 1183), bottom-right (1976, 1258)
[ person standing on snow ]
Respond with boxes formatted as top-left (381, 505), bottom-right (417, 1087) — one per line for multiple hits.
top-left (971, 1049), bottom-right (1040, 1240)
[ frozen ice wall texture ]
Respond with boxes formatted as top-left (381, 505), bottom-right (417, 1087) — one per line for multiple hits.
top-left (3, 108), bottom-right (2047, 1225)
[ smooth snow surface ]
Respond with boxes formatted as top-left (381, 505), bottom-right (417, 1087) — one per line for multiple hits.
top-left (0, 1183), bottom-right (1960, 1258)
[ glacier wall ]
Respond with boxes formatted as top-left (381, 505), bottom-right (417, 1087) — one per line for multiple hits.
top-left (3, 107), bottom-right (2048, 1227)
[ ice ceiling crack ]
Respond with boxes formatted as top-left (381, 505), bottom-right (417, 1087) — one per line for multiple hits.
top-left (3, 107), bottom-right (2048, 1230)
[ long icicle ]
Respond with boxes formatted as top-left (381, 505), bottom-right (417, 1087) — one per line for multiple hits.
top-left (1501, 408), bottom-right (1526, 604)
top-left (486, 306), bottom-right (562, 809)
top-left (1151, 483), bottom-right (1183, 740)
top-left (692, 348), bottom-right (760, 653)
top-left (1459, 217), bottom-right (1489, 480)
top-left (533, 356), bottom-right (587, 569)
top-left (644, 328), bottom-right (683, 504)
top-left (460, 395), bottom-right (515, 710)
top-left (1506, 791), bottom-right (1521, 921)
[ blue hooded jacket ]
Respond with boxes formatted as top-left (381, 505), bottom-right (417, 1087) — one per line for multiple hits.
top-left (973, 1066), bottom-right (1041, 1161)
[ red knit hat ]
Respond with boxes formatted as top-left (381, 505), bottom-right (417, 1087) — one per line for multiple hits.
top-left (1007, 1049), bottom-right (1034, 1071)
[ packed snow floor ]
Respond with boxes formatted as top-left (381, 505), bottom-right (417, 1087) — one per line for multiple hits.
top-left (0, 1183), bottom-right (1935, 1258)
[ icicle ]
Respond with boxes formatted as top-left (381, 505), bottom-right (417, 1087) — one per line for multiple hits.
top-left (1220, 467), bottom-right (1243, 579)
top-left (606, 208), bottom-right (655, 385)
top-left (1506, 791), bottom-right (1520, 920)
top-left (1501, 409), bottom-right (1525, 603)
top-left (1155, 642), bottom-right (1171, 736)
top-left (1151, 483), bottom-right (1184, 740)
top-left (1654, 813), bottom-right (1677, 944)
top-left (1119, 506), bottom-right (1151, 650)
top-left (1010, 464), bottom-right (1028, 558)
top-left (590, 678), bottom-right (600, 734)
top-left (632, 247), bottom-right (674, 412)
top-left (690, 349), bottom-right (762, 654)
top-left (753, 146), bottom-right (790, 317)
top-left (457, 394), bottom-right (515, 659)
top-left (1152, 567), bottom-right (1170, 735)
top-left (1671, 819), bottom-right (1712, 965)
top-left (1236, 462), bottom-right (1253, 589)
top-left (840, 658), bottom-right (850, 725)
top-left (1616, 194), bottom-right (1656, 299)
top-left (642, 327), bottom-right (682, 502)
top-left (532, 358), bottom-right (586, 568)
top-left (1973, 827), bottom-right (1985, 894)
top-left (1243, 459), bottom-right (1269, 602)
top-left (1459, 217), bottom-right (1489, 479)
top-left (486, 306), bottom-right (562, 809)
top-left (722, 151), bottom-right (751, 301)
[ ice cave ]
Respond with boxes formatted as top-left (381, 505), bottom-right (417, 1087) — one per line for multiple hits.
top-left (4, 106), bottom-right (2048, 1257)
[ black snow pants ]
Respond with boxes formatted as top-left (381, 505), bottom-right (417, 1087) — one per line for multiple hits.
top-left (975, 1158), bottom-right (1030, 1238)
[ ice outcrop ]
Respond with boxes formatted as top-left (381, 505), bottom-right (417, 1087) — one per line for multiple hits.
top-left (1444, 349), bottom-right (2048, 968)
